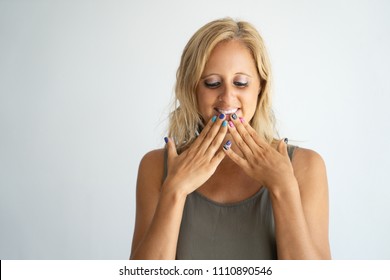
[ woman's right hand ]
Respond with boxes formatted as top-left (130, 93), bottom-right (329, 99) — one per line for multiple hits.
top-left (164, 114), bottom-right (228, 195)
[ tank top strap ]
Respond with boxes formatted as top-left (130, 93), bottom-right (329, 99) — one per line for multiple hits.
top-left (163, 148), bottom-right (168, 183)
top-left (287, 144), bottom-right (297, 161)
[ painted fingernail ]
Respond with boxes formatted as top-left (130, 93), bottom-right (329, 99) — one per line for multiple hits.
top-left (211, 116), bottom-right (217, 123)
top-left (222, 120), bottom-right (228, 127)
top-left (284, 138), bottom-right (288, 144)
top-left (231, 113), bottom-right (237, 120)
top-left (164, 137), bottom-right (169, 144)
top-left (239, 117), bottom-right (245, 123)
top-left (219, 113), bottom-right (225, 119)
top-left (223, 140), bottom-right (232, 150)
top-left (228, 121), bottom-right (234, 127)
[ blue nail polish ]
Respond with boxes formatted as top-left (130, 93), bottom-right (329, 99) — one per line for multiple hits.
top-left (211, 116), bottom-right (217, 123)
top-left (219, 113), bottom-right (225, 119)
top-left (223, 140), bottom-right (232, 150)
top-left (164, 137), bottom-right (168, 144)
top-left (284, 138), bottom-right (288, 144)
top-left (222, 120), bottom-right (228, 127)
top-left (231, 113), bottom-right (237, 120)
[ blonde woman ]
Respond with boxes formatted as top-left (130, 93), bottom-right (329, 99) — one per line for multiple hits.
top-left (130, 18), bottom-right (331, 260)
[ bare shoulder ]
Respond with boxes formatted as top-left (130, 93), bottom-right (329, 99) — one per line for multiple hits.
top-left (139, 148), bottom-right (165, 171)
top-left (137, 148), bottom-right (166, 191)
top-left (292, 147), bottom-right (326, 178)
top-left (131, 148), bottom-right (166, 256)
top-left (290, 147), bottom-right (331, 259)
top-left (291, 147), bottom-right (328, 190)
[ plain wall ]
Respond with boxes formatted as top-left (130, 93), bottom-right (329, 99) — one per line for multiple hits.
top-left (1, 0), bottom-right (389, 259)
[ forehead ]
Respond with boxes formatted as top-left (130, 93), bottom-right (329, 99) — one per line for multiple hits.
top-left (203, 40), bottom-right (257, 74)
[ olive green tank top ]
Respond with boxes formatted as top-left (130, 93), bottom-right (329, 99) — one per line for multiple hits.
top-left (163, 145), bottom-right (297, 260)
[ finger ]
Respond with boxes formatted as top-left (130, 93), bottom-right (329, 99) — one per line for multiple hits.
top-left (229, 115), bottom-right (260, 153)
top-left (196, 113), bottom-right (227, 155)
top-left (203, 119), bottom-right (228, 158)
top-left (226, 119), bottom-right (254, 158)
top-left (165, 137), bottom-right (178, 159)
top-left (277, 138), bottom-right (289, 157)
top-left (210, 148), bottom-right (226, 167)
top-left (190, 114), bottom-right (220, 151)
top-left (237, 117), bottom-right (269, 148)
top-left (222, 140), bottom-right (249, 169)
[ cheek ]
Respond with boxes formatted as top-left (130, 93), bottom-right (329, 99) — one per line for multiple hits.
top-left (243, 93), bottom-right (259, 116)
top-left (197, 90), bottom-right (215, 108)
top-left (196, 93), bottom-right (210, 118)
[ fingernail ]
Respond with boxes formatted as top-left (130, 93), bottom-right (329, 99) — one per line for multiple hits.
top-left (222, 120), bottom-right (228, 127)
top-left (211, 116), bottom-right (217, 123)
top-left (219, 113), bottom-right (225, 119)
top-left (223, 140), bottom-right (232, 150)
top-left (284, 138), bottom-right (288, 144)
top-left (228, 121), bottom-right (234, 127)
top-left (239, 117), bottom-right (245, 123)
top-left (231, 113), bottom-right (237, 120)
top-left (164, 137), bottom-right (169, 144)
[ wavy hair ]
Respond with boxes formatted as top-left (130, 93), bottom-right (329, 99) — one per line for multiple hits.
top-left (168, 18), bottom-right (276, 152)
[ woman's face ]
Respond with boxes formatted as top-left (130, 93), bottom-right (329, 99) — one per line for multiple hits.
top-left (196, 39), bottom-right (261, 124)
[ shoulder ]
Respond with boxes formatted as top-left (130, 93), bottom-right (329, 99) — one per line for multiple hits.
top-left (131, 148), bottom-right (166, 257)
top-left (139, 148), bottom-right (165, 169)
top-left (291, 147), bottom-right (326, 172)
top-left (290, 147), bottom-right (331, 259)
top-left (291, 147), bottom-right (328, 189)
top-left (137, 148), bottom-right (166, 191)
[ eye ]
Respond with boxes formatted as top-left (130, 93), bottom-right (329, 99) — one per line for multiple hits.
top-left (204, 81), bottom-right (221, 88)
top-left (233, 81), bottom-right (249, 87)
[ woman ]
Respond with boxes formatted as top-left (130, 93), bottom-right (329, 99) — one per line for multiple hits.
top-left (130, 18), bottom-right (331, 260)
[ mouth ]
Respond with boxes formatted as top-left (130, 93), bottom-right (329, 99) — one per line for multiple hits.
top-left (214, 108), bottom-right (240, 121)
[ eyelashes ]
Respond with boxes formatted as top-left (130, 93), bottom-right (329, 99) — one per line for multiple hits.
top-left (204, 81), bottom-right (249, 88)
top-left (204, 81), bottom-right (221, 88)
top-left (233, 81), bottom-right (249, 87)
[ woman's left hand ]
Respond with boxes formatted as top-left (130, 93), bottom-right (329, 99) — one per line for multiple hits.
top-left (224, 115), bottom-right (297, 192)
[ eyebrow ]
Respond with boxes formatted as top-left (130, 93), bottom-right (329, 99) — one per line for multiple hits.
top-left (201, 72), bottom-right (253, 79)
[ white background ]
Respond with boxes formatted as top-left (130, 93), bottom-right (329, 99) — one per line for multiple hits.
top-left (1, 0), bottom-right (389, 259)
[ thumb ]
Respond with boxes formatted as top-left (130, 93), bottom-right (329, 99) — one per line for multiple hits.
top-left (164, 137), bottom-right (178, 159)
top-left (277, 138), bottom-right (289, 157)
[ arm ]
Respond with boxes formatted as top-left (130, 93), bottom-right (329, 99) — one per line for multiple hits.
top-left (130, 116), bottom-right (228, 259)
top-left (224, 115), bottom-right (331, 259)
top-left (270, 148), bottom-right (331, 259)
top-left (130, 150), bottom-right (187, 259)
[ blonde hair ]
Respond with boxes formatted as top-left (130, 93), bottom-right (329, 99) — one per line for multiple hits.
top-left (169, 18), bottom-right (276, 152)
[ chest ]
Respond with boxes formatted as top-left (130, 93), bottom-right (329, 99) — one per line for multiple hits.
top-left (177, 179), bottom-right (276, 260)
top-left (196, 161), bottom-right (262, 204)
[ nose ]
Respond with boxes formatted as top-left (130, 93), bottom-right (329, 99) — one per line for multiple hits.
top-left (218, 84), bottom-right (236, 104)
